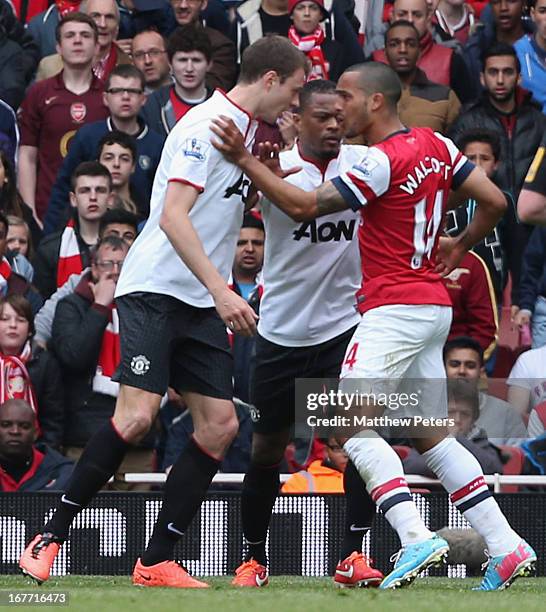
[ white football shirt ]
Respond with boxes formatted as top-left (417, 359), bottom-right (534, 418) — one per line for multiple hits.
top-left (258, 143), bottom-right (364, 346)
top-left (116, 90), bottom-right (256, 307)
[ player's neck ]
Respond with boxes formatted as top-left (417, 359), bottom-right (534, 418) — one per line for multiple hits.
top-left (62, 64), bottom-right (94, 94)
top-left (298, 140), bottom-right (336, 169)
top-left (225, 83), bottom-right (263, 118)
top-left (365, 115), bottom-right (406, 146)
top-left (111, 114), bottom-right (140, 136)
top-left (78, 217), bottom-right (100, 246)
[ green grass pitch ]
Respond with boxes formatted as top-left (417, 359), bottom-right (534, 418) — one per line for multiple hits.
top-left (1, 576), bottom-right (545, 612)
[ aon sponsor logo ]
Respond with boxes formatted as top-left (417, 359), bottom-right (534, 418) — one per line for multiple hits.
top-left (293, 219), bottom-right (356, 242)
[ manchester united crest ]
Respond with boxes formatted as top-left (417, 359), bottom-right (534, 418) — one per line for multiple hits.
top-left (70, 102), bottom-right (87, 123)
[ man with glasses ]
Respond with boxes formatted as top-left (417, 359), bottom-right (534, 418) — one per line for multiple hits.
top-left (49, 233), bottom-right (155, 488)
top-left (131, 28), bottom-right (172, 92)
top-left (33, 162), bottom-right (113, 300)
top-left (35, 0), bottom-right (133, 82)
top-left (45, 64), bottom-right (164, 234)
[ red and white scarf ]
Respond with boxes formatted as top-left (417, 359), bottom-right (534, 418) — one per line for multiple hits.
top-left (0, 257), bottom-right (12, 296)
top-left (57, 219), bottom-right (84, 289)
top-left (92, 306), bottom-right (121, 398)
top-left (288, 26), bottom-right (329, 81)
top-left (55, 0), bottom-right (81, 17)
top-left (0, 342), bottom-right (38, 416)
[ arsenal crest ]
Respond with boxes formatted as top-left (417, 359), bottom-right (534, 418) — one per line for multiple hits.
top-left (70, 102), bottom-right (87, 123)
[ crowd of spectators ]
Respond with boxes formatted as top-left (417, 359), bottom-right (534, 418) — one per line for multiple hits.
top-left (0, 0), bottom-right (545, 492)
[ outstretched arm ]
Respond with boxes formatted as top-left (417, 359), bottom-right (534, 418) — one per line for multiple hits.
top-left (160, 181), bottom-right (258, 336)
top-left (211, 117), bottom-right (349, 220)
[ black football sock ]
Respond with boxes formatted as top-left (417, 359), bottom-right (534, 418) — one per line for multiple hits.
top-left (339, 460), bottom-right (376, 560)
top-left (141, 437), bottom-right (220, 567)
top-left (44, 420), bottom-right (130, 541)
top-left (241, 462), bottom-right (280, 567)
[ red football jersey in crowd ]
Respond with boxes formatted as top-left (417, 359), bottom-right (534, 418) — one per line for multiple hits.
top-left (18, 72), bottom-right (109, 220)
top-left (332, 127), bottom-right (475, 314)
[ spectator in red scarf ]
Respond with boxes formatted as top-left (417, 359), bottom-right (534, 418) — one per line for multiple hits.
top-left (32, 161), bottom-right (113, 300)
top-left (51, 235), bottom-right (155, 488)
top-left (287, 0), bottom-right (350, 82)
top-left (0, 294), bottom-right (64, 448)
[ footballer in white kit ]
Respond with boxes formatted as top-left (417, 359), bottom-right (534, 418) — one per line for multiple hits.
top-left (231, 80), bottom-right (383, 590)
top-left (19, 36), bottom-right (309, 590)
top-left (114, 88), bottom-right (258, 398)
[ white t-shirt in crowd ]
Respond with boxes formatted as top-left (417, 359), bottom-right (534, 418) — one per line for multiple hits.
top-left (507, 345), bottom-right (546, 437)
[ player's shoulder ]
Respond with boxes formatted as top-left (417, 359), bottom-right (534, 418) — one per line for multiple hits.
top-left (339, 143), bottom-right (368, 167)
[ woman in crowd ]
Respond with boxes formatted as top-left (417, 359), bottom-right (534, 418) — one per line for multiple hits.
top-left (0, 294), bottom-right (64, 449)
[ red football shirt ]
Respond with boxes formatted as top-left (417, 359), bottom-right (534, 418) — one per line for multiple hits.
top-left (18, 71), bottom-right (109, 220)
top-left (332, 127), bottom-right (474, 314)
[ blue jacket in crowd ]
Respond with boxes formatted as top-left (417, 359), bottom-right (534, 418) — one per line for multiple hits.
top-left (515, 34), bottom-right (546, 114)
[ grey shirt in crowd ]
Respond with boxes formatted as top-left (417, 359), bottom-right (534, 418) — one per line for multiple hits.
top-left (476, 392), bottom-right (529, 447)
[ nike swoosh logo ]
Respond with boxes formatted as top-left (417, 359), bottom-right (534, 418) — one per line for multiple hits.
top-left (45, 96), bottom-right (57, 105)
top-left (167, 522), bottom-right (184, 536)
top-left (349, 524), bottom-right (369, 532)
top-left (255, 572), bottom-right (268, 586)
top-left (138, 572), bottom-right (151, 581)
top-left (61, 495), bottom-right (81, 507)
top-left (336, 565), bottom-right (354, 578)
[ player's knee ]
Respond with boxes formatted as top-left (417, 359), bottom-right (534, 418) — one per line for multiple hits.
top-left (125, 410), bottom-right (154, 443)
top-left (197, 413), bottom-right (239, 450)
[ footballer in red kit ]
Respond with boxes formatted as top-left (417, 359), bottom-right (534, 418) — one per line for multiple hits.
top-left (212, 61), bottom-right (537, 592)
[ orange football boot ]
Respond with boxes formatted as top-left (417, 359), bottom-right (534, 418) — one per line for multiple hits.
top-left (19, 533), bottom-right (62, 584)
top-left (132, 558), bottom-right (209, 588)
top-left (231, 558), bottom-right (269, 587)
top-left (334, 551), bottom-right (384, 588)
